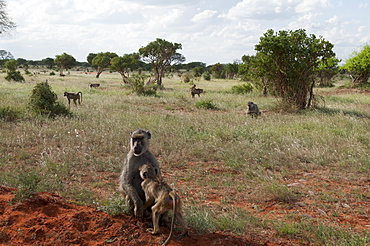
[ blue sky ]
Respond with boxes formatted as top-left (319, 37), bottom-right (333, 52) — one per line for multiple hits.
top-left (1, 0), bottom-right (369, 65)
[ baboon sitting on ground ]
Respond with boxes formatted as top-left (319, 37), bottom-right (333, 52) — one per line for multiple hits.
top-left (89, 83), bottom-right (100, 88)
top-left (118, 129), bottom-right (161, 217)
top-left (139, 164), bottom-right (188, 246)
top-left (64, 91), bottom-right (82, 105)
top-left (247, 101), bottom-right (261, 117)
top-left (190, 84), bottom-right (204, 98)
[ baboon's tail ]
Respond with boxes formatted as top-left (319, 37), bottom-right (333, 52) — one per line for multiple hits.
top-left (162, 191), bottom-right (177, 246)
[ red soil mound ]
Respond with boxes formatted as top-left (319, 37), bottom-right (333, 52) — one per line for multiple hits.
top-left (0, 186), bottom-right (262, 246)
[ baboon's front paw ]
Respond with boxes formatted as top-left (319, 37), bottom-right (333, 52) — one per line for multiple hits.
top-left (147, 228), bottom-right (159, 235)
top-left (134, 207), bottom-right (144, 218)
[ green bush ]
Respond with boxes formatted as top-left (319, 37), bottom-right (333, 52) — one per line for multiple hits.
top-left (28, 82), bottom-right (71, 117)
top-left (202, 71), bottom-right (211, 81)
top-left (195, 100), bottom-right (219, 110)
top-left (231, 83), bottom-right (253, 94)
top-left (0, 106), bottom-right (23, 121)
top-left (127, 74), bottom-right (157, 96)
top-left (5, 70), bottom-right (25, 82)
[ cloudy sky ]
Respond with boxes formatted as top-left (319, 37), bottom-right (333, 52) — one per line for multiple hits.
top-left (1, 0), bottom-right (369, 65)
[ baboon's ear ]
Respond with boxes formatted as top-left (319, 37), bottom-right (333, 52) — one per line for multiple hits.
top-left (146, 131), bottom-right (151, 139)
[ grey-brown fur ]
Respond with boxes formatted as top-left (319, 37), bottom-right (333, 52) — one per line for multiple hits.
top-left (118, 129), bottom-right (161, 217)
top-left (64, 91), bottom-right (82, 105)
top-left (139, 164), bottom-right (188, 246)
top-left (247, 101), bottom-right (261, 117)
top-left (190, 84), bottom-right (204, 98)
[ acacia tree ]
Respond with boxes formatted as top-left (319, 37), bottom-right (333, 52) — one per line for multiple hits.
top-left (341, 44), bottom-right (370, 87)
top-left (110, 53), bottom-right (140, 83)
top-left (55, 53), bottom-right (76, 75)
top-left (92, 52), bottom-right (117, 78)
top-left (0, 0), bottom-right (16, 35)
top-left (254, 29), bottom-right (336, 109)
top-left (5, 59), bottom-right (24, 82)
top-left (139, 38), bottom-right (185, 87)
top-left (42, 57), bottom-right (54, 69)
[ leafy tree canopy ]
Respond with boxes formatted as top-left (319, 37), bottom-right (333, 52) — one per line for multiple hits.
top-left (110, 53), bottom-right (140, 83)
top-left (253, 29), bottom-right (336, 109)
top-left (55, 53), bottom-right (76, 75)
top-left (139, 38), bottom-right (185, 86)
top-left (341, 44), bottom-right (370, 87)
top-left (92, 52), bottom-right (118, 78)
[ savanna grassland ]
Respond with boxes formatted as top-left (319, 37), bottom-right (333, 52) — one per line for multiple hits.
top-left (0, 70), bottom-right (369, 245)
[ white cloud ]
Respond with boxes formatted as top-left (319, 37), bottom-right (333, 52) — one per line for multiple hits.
top-left (326, 15), bottom-right (340, 25)
top-left (357, 26), bottom-right (366, 32)
top-left (1, 0), bottom-right (369, 64)
top-left (191, 10), bottom-right (217, 22)
top-left (295, 0), bottom-right (331, 13)
top-left (359, 3), bottom-right (368, 8)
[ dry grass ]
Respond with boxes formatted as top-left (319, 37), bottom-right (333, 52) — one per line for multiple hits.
top-left (0, 70), bottom-right (369, 245)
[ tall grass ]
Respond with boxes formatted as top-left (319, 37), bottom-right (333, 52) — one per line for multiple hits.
top-left (1, 71), bottom-right (369, 244)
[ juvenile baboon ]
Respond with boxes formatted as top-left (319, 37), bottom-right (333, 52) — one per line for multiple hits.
top-left (63, 91), bottom-right (82, 105)
top-left (118, 129), bottom-right (161, 217)
top-left (89, 83), bottom-right (100, 88)
top-left (247, 101), bottom-right (261, 117)
top-left (139, 164), bottom-right (188, 246)
top-left (190, 84), bottom-right (204, 98)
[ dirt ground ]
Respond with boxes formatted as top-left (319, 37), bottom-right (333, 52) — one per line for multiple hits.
top-left (0, 186), bottom-right (271, 246)
top-left (1, 164), bottom-right (369, 246)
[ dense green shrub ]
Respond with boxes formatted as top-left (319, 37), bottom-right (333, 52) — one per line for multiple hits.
top-left (28, 82), bottom-right (71, 117)
top-left (5, 70), bottom-right (25, 82)
top-left (202, 71), bottom-right (211, 81)
top-left (4, 59), bottom-right (25, 82)
top-left (195, 100), bottom-right (219, 110)
top-left (231, 83), bottom-right (253, 94)
top-left (0, 106), bottom-right (23, 121)
top-left (127, 74), bottom-right (157, 96)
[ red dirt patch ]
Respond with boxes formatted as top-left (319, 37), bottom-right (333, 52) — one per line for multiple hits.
top-left (0, 186), bottom-right (263, 246)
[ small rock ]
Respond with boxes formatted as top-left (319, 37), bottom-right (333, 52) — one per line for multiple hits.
top-left (303, 214), bottom-right (313, 219)
top-left (341, 203), bottom-right (350, 208)
top-left (287, 183), bottom-right (301, 187)
top-left (303, 173), bottom-right (315, 177)
top-left (317, 209), bottom-right (327, 216)
top-left (308, 190), bottom-right (315, 196)
top-left (295, 202), bottom-right (307, 207)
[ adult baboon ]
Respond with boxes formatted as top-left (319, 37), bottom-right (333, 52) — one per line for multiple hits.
top-left (89, 83), bottom-right (100, 88)
top-left (139, 164), bottom-right (188, 246)
top-left (118, 129), bottom-right (161, 217)
top-left (247, 101), bottom-right (261, 117)
top-left (63, 91), bottom-right (82, 105)
top-left (190, 84), bottom-right (204, 98)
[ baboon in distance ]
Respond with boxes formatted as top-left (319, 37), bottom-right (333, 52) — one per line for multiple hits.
top-left (190, 84), bottom-right (204, 98)
top-left (247, 101), bottom-right (261, 117)
top-left (118, 129), bottom-right (161, 217)
top-left (89, 83), bottom-right (100, 88)
top-left (63, 91), bottom-right (82, 105)
top-left (139, 164), bottom-right (188, 246)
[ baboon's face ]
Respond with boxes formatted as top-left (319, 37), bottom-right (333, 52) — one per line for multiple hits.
top-left (131, 136), bottom-right (145, 156)
top-left (130, 129), bottom-right (151, 156)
